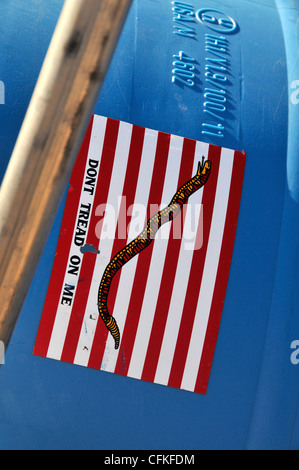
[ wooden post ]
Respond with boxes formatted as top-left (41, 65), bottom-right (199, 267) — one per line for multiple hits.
top-left (0, 0), bottom-right (133, 350)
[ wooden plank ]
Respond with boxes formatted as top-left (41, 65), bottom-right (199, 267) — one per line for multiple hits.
top-left (0, 0), bottom-right (133, 350)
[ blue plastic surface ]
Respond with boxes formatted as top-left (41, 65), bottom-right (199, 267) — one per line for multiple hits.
top-left (0, 0), bottom-right (298, 450)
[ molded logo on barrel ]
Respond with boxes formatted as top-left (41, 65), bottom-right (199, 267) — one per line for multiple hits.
top-left (196, 8), bottom-right (237, 34)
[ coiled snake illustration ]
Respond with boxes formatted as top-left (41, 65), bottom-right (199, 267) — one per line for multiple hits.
top-left (98, 157), bottom-right (212, 349)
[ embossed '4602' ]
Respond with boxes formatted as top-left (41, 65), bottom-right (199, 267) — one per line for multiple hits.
top-left (172, 50), bottom-right (198, 87)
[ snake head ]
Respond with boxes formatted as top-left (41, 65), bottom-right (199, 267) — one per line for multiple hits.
top-left (197, 157), bottom-right (211, 176)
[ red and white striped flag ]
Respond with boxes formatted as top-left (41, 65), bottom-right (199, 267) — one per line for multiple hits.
top-left (34, 115), bottom-right (246, 394)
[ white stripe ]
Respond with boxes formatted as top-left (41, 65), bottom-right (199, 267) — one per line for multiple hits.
top-left (153, 141), bottom-right (209, 386)
top-left (100, 128), bottom-right (159, 372)
top-left (46, 115), bottom-right (107, 360)
top-left (181, 147), bottom-right (234, 392)
top-left (127, 134), bottom-right (186, 380)
top-left (73, 120), bottom-right (133, 366)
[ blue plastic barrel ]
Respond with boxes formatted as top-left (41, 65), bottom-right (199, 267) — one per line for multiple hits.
top-left (0, 0), bottom-right (298, 450)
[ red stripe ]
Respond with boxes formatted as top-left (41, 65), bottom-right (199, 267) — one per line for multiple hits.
top-left (114, 131), bottom-right (171, 376)
top-left (167, 145), bottom-right (222, 390)
top-left (33, 115), bottom-right (95, 358)
top-left (194, 150), bottom-right (246, 394)
top-left (140, 138), bottom-right (196, 383)
top-left (59, 117), bottom-right (120, 363)
top-left (87, 124), bottom-right (146, 370)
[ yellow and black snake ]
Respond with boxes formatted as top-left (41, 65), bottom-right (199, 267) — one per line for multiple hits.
top-left (98, 157), bottom-right (212, 349)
